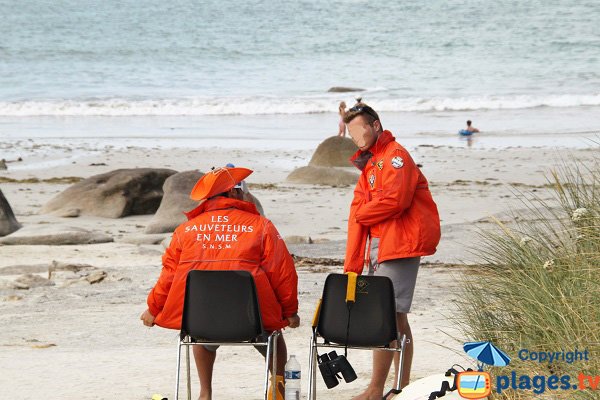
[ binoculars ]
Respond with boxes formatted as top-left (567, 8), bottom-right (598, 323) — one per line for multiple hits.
top-left (318, 351), bottom-right (357, 388)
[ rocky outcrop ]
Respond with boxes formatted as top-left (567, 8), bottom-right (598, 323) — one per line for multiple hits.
top-left (0, 225), bottom-right (113, 245)
top-left (41, 168), bottom-right (176, 218)
top-left (286, 166), bottom-right (359, 186)
top-left (0, 189), bottom-right (21, 236)
top-left (309, 136), bottom-right (357, 167)
top-left (327, 87), bottom-right (365, 93)
top-left (144, 170), bottom-right (204, 234)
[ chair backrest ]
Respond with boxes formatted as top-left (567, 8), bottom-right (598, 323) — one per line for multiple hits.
top-left (181, 270), bottom-right (264, 342)
top-left (317, 273), bottom-right (397, 347)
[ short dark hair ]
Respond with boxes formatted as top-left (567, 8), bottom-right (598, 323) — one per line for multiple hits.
top-left (467, 120), bottom-right (472, 126)
top-left (343, 103), bottom-right (380, 125)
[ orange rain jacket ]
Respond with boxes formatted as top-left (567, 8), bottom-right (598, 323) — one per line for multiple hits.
top-left (147, 197), bottom-right (298, 331)
top-left (344, 130), bottom-right (441, 274)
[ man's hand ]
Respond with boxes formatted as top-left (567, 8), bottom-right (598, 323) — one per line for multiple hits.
top-left (140, 309), bottom-right (155, 327)
top-left (287, 313), bottom-right (300, 328)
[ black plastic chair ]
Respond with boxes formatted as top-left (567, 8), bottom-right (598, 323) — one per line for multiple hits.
top-left (175, 270), bottom-right (280, 400)
top-left (307, 273), bottom-right (407, 399)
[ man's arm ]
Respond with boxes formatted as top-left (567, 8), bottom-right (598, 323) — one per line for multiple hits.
top-left (146, 231), bottom-right (183, 318)
top-left (344, 174), bottom-right (369, 274)
top-left (261, 221), bottom-right (299, 321)
top-left (354, 148), bottom-right (419, 226)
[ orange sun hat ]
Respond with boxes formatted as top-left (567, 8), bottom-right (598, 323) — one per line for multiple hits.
top-left (190, 167), bottom-right (253, 201)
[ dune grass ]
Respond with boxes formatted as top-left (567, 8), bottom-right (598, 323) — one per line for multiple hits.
top-left (457, 152), bottom-right (599, 399)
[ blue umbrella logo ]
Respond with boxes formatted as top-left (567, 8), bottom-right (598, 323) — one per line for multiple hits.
top-left (464, 341), bottom-right (511, 370)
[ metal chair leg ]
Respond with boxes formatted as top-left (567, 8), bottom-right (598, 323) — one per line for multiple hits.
top-left (271, 331), bottom-right (278, 400)
top-left (307, 335), bottom-right (318, 400)
top-left (175, 340), bottom-right (182, 400)
top-left (264, 334), bottom-right (273, 400)
top-left (186, 343), bottom-right (191, 400)
top-left (396, 334), bottom-right (407, 392)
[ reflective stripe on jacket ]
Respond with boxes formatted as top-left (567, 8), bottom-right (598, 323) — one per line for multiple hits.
top-left (147, 197), bottom-right (298, 331)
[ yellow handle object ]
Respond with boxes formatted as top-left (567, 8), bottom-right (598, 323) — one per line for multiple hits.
top-left (311, 298), bottom-right (322, 328)
top-left (151, 395), bottom-right (167, 400)
top-left (267, 374), bottom-right (285, 400)
top-left (345, 272), bottom-right (357, 303)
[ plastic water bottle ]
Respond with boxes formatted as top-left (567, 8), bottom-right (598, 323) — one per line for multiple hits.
top-left (285, 354), bottom-right (301, 400)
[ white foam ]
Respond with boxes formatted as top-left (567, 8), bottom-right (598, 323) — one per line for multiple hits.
top-left (1, 93), bottom-right (599, 116)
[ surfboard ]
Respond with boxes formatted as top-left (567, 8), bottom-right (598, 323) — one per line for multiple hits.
top-left (394, 373), bottom-right (488, 399)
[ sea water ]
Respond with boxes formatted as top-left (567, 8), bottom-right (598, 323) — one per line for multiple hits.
top-left (0, 0), bottom-right (599, 149)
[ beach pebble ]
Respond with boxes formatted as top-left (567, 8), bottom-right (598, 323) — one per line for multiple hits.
top-left (85, 270), bottom-right (107, 284)
top-left (2, 295), bottom-right (23, 301)
top-left (48, 261), bottom-right (95, 279)
top-left (286, 166), bottom-right (359, 186)
top-left (308, 136), bottom-right (357, 167)
top-left (41, 168), bottom-right (177, 219)
top-left (284, 235), bottom-right (312, 245)
top-left (14, 274), bottom-right (55, 289)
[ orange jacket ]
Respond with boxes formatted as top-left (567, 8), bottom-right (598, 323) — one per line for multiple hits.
top-left (344, 130), bottom-right (441, 274)
top-left (147, 197), bottom-right (298, 331)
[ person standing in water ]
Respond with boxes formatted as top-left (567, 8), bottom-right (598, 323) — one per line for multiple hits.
top-left (338, 101), bottom-right (347, 137)
top-left (465, 120), bottom-right (480, 133)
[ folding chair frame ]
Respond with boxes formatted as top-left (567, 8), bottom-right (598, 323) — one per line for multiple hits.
top-left (307, 332), bottom-right (407, 399)
top-left (175, 330), bottom-right (281, 400)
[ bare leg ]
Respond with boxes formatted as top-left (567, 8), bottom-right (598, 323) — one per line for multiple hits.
top-left (351, 313), bottom-right (413, 400)
top-left (271, 334), bottom-right (287, 376)
top-left (391, 313), bottom-right (413, 389)
top-left (265, 335), bottom-right (287, 398)
top-left (193, 346), bottom-right (217, 400)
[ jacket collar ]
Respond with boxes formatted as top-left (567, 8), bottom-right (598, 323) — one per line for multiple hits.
top-left (350, 130), bottom-right (396, 171)
top-left (184, 196), bottom-right (260, 220)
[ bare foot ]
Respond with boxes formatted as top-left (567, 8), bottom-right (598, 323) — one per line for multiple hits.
top-left (198, 391), bottom-right (211, 400)
top-left (350, 387), bottom-right (383, 400)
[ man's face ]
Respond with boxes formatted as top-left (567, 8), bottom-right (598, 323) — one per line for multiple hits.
top-left (347, 115), bottom-right (380, 151)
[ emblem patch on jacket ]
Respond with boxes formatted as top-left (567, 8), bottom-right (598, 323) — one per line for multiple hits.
top-left (391, 156), bottom-right (404, 169)
top-left (376, 160), bottom-right (384, 170)
top-left (368, 173), bottom-right (376, 189)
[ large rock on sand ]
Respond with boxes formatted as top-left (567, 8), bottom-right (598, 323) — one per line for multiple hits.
top-left (145, 170), bottom-right (203, 234)
top-left (42, 168), bottom-right (177, 218)
top-left (145, 170), bottom-right (265, 234)
top-left (0, 225), bottom-right (113, 245)
top-left (309, 137), bottom-right (357, 167)
top-left (0, 189), bottom-right (21, 237)
top-left (286, 166), bottom-right (359, 186)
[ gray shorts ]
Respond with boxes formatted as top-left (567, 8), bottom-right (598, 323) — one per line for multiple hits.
top-left (369, 238), bottom-right (420, 313)
top-left (203, 332), bottom-right (269, 356)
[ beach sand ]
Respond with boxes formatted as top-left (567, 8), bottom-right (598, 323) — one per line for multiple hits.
top-left (0, 140), bottom-right (596, 399)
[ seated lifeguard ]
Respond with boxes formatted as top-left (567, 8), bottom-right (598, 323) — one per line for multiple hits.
top-left (140, 166), bottom-right (300, 400)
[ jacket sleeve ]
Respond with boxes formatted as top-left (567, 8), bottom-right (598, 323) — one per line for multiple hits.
top-left (261, 220), bottom-right (298, 318)
top-left (354, 148), bottom-right (419, 226)
top-left (147, 230), bottom-right (182, 316)
top-left (344, 174), bottom-right (369, 275)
